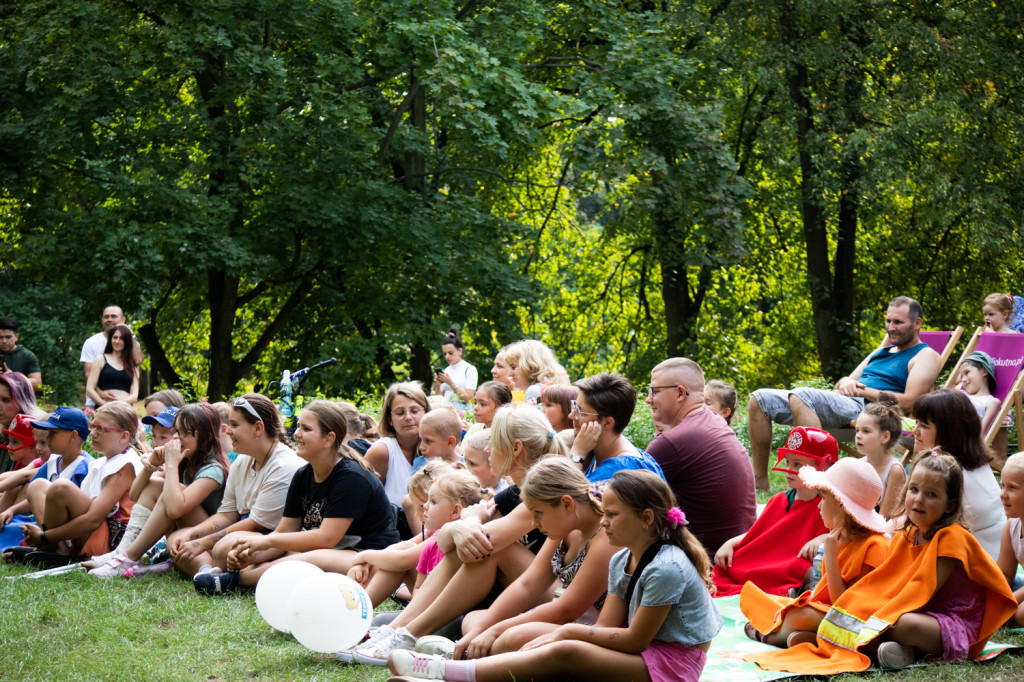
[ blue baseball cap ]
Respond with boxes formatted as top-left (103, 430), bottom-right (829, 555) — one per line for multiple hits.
top-left (141, 406), bottom-right (179, 429)
top-left (31, 406), bottom-right (90, 442)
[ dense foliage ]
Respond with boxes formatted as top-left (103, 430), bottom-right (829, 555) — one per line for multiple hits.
top-left (2, 1), bottom-right (1022, 403)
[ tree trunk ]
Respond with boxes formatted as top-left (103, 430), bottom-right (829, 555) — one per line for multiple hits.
top-left (207, 269), bottom-right (239, 401)
top-left (782, 5), bottom-right (860, 380)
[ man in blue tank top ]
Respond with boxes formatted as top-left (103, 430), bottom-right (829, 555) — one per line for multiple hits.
top-left (747, 297), bottom-right (941, 489)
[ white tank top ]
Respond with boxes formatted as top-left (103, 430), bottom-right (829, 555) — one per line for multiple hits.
top-left (381, 437), bottom-right (414, 506)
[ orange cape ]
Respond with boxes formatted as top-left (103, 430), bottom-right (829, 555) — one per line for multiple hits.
top-left (712, 491), bottom-right (827, 597)
top-left (744, 524), bottom-right (1015, 674)
top-left (741, 532), bottom-right (889, 635)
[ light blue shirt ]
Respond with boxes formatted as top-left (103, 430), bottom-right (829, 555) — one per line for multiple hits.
top-left (608, 544), bottom-right (722, 646)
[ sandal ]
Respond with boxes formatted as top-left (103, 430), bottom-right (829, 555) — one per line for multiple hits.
top-left (744, 622), bottom-right (770, 644)
top-left (4, 546), bottom-right (37, 564)
top-left (24, 551), bottom-right (85, 569)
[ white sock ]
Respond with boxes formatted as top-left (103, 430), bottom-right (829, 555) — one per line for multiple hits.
top-left (114, 505), bottom-right (152, 555)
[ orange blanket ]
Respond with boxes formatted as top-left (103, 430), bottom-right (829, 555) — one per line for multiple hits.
top-left (712, 490), bottom-right (827, 597)
top-left (744, 524), bottom-right (1016, 674)
top-left (742, 532), bottom-right (889, 635)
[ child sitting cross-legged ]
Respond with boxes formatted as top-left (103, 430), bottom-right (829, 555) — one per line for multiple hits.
top-left (1, 414), bottom-right (89, 544)
top-left (741, 457), bottom-right (890, 648)
top-left (712, 427), bottom-right (833, 597)
top-left (346, 463), bottom-right (481, 611)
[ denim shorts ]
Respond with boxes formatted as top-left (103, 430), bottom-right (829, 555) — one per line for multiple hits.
top-left (753, 387), bottom-right (865, 429)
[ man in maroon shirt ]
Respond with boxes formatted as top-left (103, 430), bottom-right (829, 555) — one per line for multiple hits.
top-left (645, 358), bottom-right (756, 558)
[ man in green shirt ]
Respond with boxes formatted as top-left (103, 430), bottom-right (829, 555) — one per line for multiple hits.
top-left (0, 318), bottom-right (42, 391)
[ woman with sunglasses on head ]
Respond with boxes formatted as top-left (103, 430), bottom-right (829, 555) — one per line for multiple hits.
top-left (19, 402), bottom-right (143, 565)
top-left (166, 394), bottom-right (303, 587)
top-left (85, 324), bottom-right (140, 407)
top-left (196, 401), bottom-right (400, 593)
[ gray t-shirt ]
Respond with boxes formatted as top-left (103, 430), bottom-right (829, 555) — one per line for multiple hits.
top-left (608, 544), bottom-right (722, 646)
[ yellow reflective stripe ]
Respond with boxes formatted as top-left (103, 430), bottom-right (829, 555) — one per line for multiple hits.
top-left (819, 607), bottom-right (890, 651)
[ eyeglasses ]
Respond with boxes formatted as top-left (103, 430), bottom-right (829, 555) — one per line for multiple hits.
top-left (570, 400), bottom-right (600, 419)
top-left (233, 397), bottom-right (264, 424)
top-left (89, 423), bottom-right (128, 435)
top-left (646, 384), bottom-right (680, 398)
top-left (391, 406), bottom-right (424, 419)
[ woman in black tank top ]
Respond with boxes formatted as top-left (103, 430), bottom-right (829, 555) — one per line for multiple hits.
top-left (86, 324), bottom-right (139, 406)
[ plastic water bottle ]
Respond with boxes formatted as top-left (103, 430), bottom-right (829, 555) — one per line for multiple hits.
top-left (808, 543), bottom-right (825, 586)
top-left (141, 538), bottom-right (168, 565)
top-left (279, 369), bottom-right (293, 419)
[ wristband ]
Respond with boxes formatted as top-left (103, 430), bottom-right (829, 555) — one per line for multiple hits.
top-left (41, 530), bottom-right (48, 545)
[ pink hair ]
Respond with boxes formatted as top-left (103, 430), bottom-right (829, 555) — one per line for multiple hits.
top-left (0, 372), bottom-right (39, 416)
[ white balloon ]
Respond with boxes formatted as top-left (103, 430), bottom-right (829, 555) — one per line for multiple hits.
top-left (255, 561), bottom-right (325, 633)
top-left (288, 573), bottom-right (373, 653)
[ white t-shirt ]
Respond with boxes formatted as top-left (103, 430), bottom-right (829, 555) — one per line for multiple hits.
top-left (439, 359), bottom-right (478, 398)
top-left (80, 450), bottom-right (143, 518)
top-left (80, 332), bottom-right (108, 408)
top-left (218, 442), bottom-right (302, 530)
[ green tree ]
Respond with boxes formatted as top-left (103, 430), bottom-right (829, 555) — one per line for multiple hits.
top-left (1, 0), bottom-right (565, 399)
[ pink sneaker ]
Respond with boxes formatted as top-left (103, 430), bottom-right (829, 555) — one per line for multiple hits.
top-left (89, 553), bottom-right (141, 578)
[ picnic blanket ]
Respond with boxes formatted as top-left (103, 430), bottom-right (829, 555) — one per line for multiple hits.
top-left (704, 595), bottom-right (1016, 681)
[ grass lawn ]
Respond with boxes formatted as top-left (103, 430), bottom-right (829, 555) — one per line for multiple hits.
top-left (0, 564), bottom-right (392, 681)
top-left (1, 558), bottom-right (1022, 681)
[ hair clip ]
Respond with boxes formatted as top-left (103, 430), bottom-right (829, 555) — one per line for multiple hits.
top-left (1006, 293), bottom-right (1014, 301)
top-left (589, 482), bottom-right (604, 501)
top-left (666, 506), bottom-right (687, 529)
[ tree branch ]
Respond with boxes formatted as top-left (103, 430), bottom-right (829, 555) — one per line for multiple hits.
top-left (233, 265), bottom-right (321, 383)
top-left (376, 81), bottom-right (422, 167)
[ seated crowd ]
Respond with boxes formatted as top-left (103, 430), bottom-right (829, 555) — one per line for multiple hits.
top-left (1, 293), bottom-right (1024, 680)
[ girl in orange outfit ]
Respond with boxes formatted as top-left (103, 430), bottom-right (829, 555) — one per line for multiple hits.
top-left (741, 457), bottom-right (889, 648)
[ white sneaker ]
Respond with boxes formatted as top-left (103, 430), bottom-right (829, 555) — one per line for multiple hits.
top-left (352, 626), bottom-right (416, 666)
top-left (415, 635), bottom-right (456, 659)
top-left (388, 650), bottom-right (447, 679)
top-left (877, 641), bottom-right (916, 669)
top-left (89, 553), bottom-right (140, 578)
top-left (337, 626), bottom-right (388, 664)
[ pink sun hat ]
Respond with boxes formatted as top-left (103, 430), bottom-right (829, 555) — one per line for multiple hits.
top-left (798, 457), bottom-right (888, 534)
